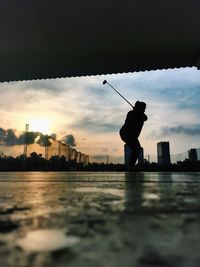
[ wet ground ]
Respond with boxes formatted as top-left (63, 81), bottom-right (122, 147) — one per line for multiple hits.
top-left (0, 171), bottom-right (200, 267)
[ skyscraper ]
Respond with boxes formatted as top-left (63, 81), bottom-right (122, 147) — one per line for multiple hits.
top-left (188, 148), bottom-right (198, 161)
top-left (124, 144), bottom-right (132, 166)
top-left (138, 147), bottom-right (144, 165)
top-left (157, 141), bottom-right (171, 165)
top-left (23, 123), bottom-right (29, 157)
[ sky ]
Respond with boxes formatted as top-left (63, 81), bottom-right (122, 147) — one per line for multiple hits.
top-left (0, 67), bottom-right (200, 163)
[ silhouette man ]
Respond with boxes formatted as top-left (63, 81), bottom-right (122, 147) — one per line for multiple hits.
top-left (119, 101), bottom-right (147, 168)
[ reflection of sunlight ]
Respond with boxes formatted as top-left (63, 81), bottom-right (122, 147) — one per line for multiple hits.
top-left (16, 229), bottom-right (80, 252)
top-left (143, 192), bottom-right (160, 200)
top-left (142, 182), bottom-right (160, 207)
top-left (75, 187), bottom-right (124, 197)
top-left (10, 173), bottom-right (66, 221)
top-left (29, 117), bottom-right (51, 134)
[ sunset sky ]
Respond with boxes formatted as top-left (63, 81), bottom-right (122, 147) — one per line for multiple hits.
top-left (0, 67), bottom-right (200, 162)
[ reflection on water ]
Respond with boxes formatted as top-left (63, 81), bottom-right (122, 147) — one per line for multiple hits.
top-left (0, 172), bottom-right (200, 215)
top-left (16, 229), bottom-right (80, 252)
top-left (75, 187), bottom-right (124, 197)
top-left (123, 172), bottom-right (200, 212)
top-left (124, 173), bottom-right (162, 209)
top-left (143, 192), bottom-right (160, 200)
top-left (0, 172), bottom-right (200, 266)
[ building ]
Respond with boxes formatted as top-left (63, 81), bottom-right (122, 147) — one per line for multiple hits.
top-left (124, 144), bottom-right (132, 166)
top-left (157, 142), bottom-right (171, 165)
top-left (138, 147), bottom-right (144, 165)
top-left (188, 148), bottom-right (198, 161)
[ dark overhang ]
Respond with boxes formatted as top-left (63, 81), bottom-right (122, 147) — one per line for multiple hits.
top-left (0, 0), bottom-right (200, 82)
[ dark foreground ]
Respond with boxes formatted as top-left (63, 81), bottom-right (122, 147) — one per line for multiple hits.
top-left (0, 172), bottom-right (200, 267)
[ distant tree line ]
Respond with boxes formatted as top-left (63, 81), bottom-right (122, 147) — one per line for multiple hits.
top-left (0, 152), bottom-right (80, 171)
top-left (0, 152), bottom-right (200, 171)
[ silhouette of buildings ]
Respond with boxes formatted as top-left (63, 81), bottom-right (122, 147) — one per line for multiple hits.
top-left (138, 147), bottom-right (144, 165)
top-left (157, 141), bottom-right (171, 165)
top-left (188, 148), bottom-right (198, 162)
top-left (20, 124), bottom-right (90, 165)
top-left (106, 155), bottom-right (109, 164)
top-left (23, 124), bottom-right (29, 156)
top-left (3, 122), bottom-right (200, 168)
top-left (124, 144), bottom-right (132, 166)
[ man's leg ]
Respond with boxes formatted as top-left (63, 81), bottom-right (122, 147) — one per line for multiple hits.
top-left (128, 139), bottom-right (141, 167)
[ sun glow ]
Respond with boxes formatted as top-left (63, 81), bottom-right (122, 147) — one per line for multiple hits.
top-left (29, 118), bottom-right (51, 134)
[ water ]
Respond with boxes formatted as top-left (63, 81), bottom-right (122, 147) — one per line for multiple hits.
top-left (0, 171), bottom-right (200, 267)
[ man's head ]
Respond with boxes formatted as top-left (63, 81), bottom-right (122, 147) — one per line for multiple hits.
top-left (135, 101), bottom-right (146, 113)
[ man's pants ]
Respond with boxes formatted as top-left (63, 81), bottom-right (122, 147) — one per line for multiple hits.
top-left (126, 139), bottom-right (141, 166)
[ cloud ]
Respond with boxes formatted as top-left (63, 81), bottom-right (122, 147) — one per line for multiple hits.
top-left (36, 134), bottom-right (53, 147)
top-left (19, 131), bottom-right (41, 145)
top-left (3, 129), bottom-right (18, 146)
top-left (1, 67), bottom-right (200, 157)
top-left (62, 134), bottom-right (76, 147)
top-left (101, 147), bottom-right (109, 152)
top-left (68, 115), bottom-right (122, 134)
top-left (50, 133), bottom-right (57, 140)
top-left (112, 147), bottom-right (119, 152)
top-left (112, 68), bottom-right (200, 111)
top-left (0, 128), bottom-right (6, 142)
top-left (150, 125), bottom-right (200, 138)
top-left (0, 127), bottom-right (54, 147)
top-left (0, 128), bottom-right (40, 146)
top-left (90, 155), bottom-right (107, 162)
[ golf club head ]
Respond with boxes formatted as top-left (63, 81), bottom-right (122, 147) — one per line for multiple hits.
top-left (103, 80), bottom-right (107, 85)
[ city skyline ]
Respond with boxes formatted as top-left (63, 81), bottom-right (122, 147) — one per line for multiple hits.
top-left (0, 67), bottom-right (200, 162)
top-left (1, 129), bottom-right (199, 164)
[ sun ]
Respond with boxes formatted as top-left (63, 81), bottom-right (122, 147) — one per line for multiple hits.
top-left (29, 117), bottom-right (51, 134)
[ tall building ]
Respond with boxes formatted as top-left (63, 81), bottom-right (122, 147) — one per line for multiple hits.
top-left (157, 141), bottom-right (171, 165)
top-left (188, 148), bottom-right (198, 161)
top-left (23, 123), bottom-right (29, 157)
top-left (138, 147), bottom-right (144, 165)
top-left (124, 144), bottom-right (132, 166)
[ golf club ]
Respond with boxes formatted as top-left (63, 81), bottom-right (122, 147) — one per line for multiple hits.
top-left (103, 80), bottom-right (134, 109)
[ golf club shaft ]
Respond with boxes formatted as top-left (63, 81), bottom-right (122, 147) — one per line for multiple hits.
top-left (106, 81), bottom-right (134, 109)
